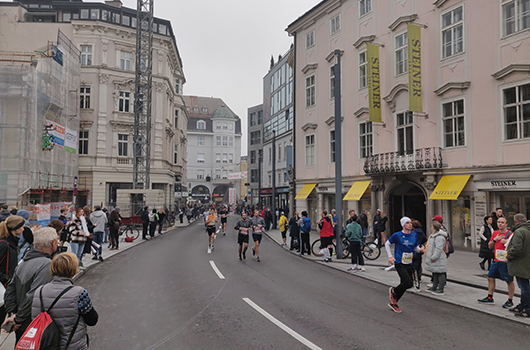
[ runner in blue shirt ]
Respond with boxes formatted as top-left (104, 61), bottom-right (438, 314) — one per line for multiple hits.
top-left (384, 216), bottom-right (424, 313)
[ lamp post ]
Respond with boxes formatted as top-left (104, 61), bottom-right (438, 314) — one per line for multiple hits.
top-left (272, 130), bottom-right (276, 229)
top-left (333, 49), bottom-right (344, 259)
top-left (258, 153), bottom-right (262, 208)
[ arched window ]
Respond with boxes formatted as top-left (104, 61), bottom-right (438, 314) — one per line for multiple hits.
top-left (196, 120), bottom-right (206, 129)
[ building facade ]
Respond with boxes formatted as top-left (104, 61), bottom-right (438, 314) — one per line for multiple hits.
top-left (287, 0), bottom-right (530, 249)
top-left (183, 96), bottom-right (242, 204)
top-left (247, 104), bottom-right (263, 205)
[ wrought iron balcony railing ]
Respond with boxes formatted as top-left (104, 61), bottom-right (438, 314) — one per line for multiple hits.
top-left (363, 147), bottom-right (443, 174)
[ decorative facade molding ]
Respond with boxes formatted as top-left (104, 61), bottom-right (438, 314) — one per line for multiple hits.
top-left (109, 120), bottom-right (134, 133)
top-left (388, 14), bottom-right (418, 31)
top-left (383, 83), bottom-right (408, 113)
top-left (301, 122), bottom-right (318, 131)
top-left (433, 0), bottom-right (450, 8)
top-left (325, 116), bottom-right (344, 125)
top-left (353, 35), bottom-right (376, 48)
top-left (301, 63), bottom-right (318, 74)
top-left (492, 64), bottom-right (530, 80)
top-left (434, 81), bottom-right (471, 96)
top-left (98, 73), bottom-right (109, 84)
top-left (80, 120), bottom-right (93, 130)
top-left (354, 107), bottom-right (369, 118)
top-left (165, 126), bottom-right (175, 139)
top-left (325, 50), bottom-right (344, 62)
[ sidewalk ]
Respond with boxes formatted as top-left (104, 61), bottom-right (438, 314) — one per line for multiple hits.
top-left (264, 228), bottom-right (530, 326)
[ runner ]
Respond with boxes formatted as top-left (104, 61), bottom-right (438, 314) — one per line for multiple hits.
top-left (235, 212), bottom-right (252, 260)
top-left (384, 216), bottom-right (424, 313)
top-left (205, 208), bottom-right (218, 250)
top-left (219, 205), bottom-right (229, 235)
top-left (250, 210), bottom-right (266, 262)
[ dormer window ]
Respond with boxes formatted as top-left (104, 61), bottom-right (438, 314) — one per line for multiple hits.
top-left (196, 120), bottom-right (206, 130)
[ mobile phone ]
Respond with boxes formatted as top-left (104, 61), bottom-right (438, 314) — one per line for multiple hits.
top-left (2, 322), bottom-right (14, 333)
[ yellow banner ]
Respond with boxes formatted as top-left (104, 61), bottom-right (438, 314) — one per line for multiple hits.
top-left (408, 23), bottom-right (422, 113)
top-left (429, 175), bottom-right (471, 200)
top-left (367, 44), bottom-right (381, 123)
top-left (343, 181), bottom-right (371, 201)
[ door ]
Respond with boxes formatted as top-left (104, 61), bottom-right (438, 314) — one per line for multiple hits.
top-left (389, 183), bottom-right (426, 234)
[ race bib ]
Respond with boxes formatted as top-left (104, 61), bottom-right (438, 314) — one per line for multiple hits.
top-left (495, 249), bottom-right (507, 262)
top-left (254, 227), bottom-right (262, 233)
top-left (240, 228), bottom-right (249, 235)
top-left (221, 214), bottom-right (226, 218)
top-left (401, 252), bottom-right (413, 264)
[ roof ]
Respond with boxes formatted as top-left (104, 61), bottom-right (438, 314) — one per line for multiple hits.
top-left (183, 95), bottom-right (241, 134)
top-left (286, 0), bottom-right (328, 33)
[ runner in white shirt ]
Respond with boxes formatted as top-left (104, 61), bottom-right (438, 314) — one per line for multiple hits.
top-left (250, 210), bottom-right (266, 262)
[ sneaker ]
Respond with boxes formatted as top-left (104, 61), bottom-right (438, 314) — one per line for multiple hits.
top-left (98, 257), bottom-right (104, 262)
top-left (427, 283), bottom-right (433, 288)
top-left (514, 310), bottom-right (530, 317)
top-left (92, 256), bottom-right (98, 261)
top-left (388, 303), bottom-right (402, 313)
top-left (208, 244), bottom-right (211, 250)
top-left (211, 245), bottom-right (214, 250)
top-left (79, 266), bottom-right (86, 270)
top-left (360, 266), bottom-right (366, 272)
top-left (477, 296), bottom-right (494, 304)
top-left (509, 305), bottom-right (522, 313)
top-left (389, 287), bottom-right (397, 304)
top-left (502, 300), bottom-right (514, 309)
top-left (348, 264), bottom-right (358, 271)
top-left (431, 289), bottom-right (445, 296)
top-left (411, 287), bottom-right (421, 293)
top-left (256, 256), bottom-right (260, 262)
top-left (281, 243), bottom-right (286, 247)
top-left (252, 247), bottom-right (256, 256)
top-left (426, 286), bottom-right (437, 292)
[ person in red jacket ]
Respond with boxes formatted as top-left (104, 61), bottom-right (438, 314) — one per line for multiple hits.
top-left (317, 210), bottom-right (335, 262)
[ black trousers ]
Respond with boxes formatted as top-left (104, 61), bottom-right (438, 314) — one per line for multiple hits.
top-left (300, 232), bottom-right (310, 255)
top-left (349, 241), bottom-right (364, 265)
top-left (394, 263), bottom-right (414, 302)
top-left (142, 223), bottom-right (149, 239)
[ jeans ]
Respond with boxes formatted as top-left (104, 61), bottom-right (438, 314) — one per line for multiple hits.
top-left (149, 223), bottom-right (157, 237)
top-left (349, 241), bottom-right (364, 266)
top-left (394, 263), bottom-right (414, 302)
top-left (516, 277), bottom-right (530, 311)
top-left (93, 232), bottom-right (103, 257)
top-left (70, 242), bottom-right (85, 266)
top-left (432, 272), bottom-right (447, 291)
top-left (103, 227), bottom-right (109, 243)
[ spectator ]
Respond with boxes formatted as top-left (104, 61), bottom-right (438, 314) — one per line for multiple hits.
top-left (82, 206), bottom-right (95, 263)
top-left (491, 208), bottom-right (504, 231)
top-left (373, 209), bottom-right (382, 246)
top-left (478, 215), bottom-right (495, 271)
top-left (102, 206), bottom-right (110, 244)
top-left (357, 210), bottom-right (369, 241)
top-left (0, 204), bottom-right (11, 222)
top-left (16, 209), bottom-right (34, 262)
top-left (345, 209), bottom-right (356, 225)
top-left (506, 213), bottom-right (530, 317)
top-left (298, 211), bottom-right (311, 256)
top-left (411, 220), bottom-right (428, 292)
top-left (58, 208), bottom-right (68, 225)
top-left (345, 214), bottom-right (364, 271)
top-left (288, 212), bottom-right (300, 251)
top-left (66, 208), bottom-right (89, 268)
top-left (157, 208), bottom-right (166, 235)
top-left (48, 219), bottom-right (65, 254)
top-left (90, 205), bottom-right (107, 261)
top-left (108, 209), bottom-right (121, 250)
top-left (149, 209), bottom-right (158, 239)
top-left (142, 206), bottom-right (150, 240)
top-left (425, 221), bottom-right (448, 295)
top-left (317, 210), bottom-right (334, 262)
top-left (9, 206), bottom-right (18, 216)
top-left (278, 212), bottom-right (288, 247)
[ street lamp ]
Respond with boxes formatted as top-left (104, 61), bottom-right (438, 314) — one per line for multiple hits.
top-left (272, 130), bottom-right (276, 229)
top-left (333, 49), bottom-right (344, 259)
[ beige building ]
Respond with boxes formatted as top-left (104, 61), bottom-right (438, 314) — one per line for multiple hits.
top-left (0, 0), bottom-right (187, 211)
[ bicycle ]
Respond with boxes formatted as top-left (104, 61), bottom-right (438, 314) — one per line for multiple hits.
top-left (311, 235), bottom-right (349, 258)
top-left (311, 234), bottom-right (381, 260)
top-left (119, 222), bottom-right (140, 241)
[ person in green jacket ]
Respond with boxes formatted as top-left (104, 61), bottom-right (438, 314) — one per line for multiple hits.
top-left (345, 214), bottom-right (364, 271)
top-left (507, 213), bottom-right (530, 317)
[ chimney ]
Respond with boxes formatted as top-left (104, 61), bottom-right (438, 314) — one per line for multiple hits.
top-left (105, 1), bottom-right (123, 8)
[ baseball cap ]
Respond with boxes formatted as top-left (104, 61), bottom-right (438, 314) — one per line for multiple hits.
top-left (433, 215), bottom-right (443, 223)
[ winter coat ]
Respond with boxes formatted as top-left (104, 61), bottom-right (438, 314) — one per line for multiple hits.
top-left (345, 221), bottom-right (363, 242)
top-left (67, 218), bottom-right (88, 244)
top-left (425, 230), bottom-right (448, 273)
top-left (278, 215), bottom-right (288, 232)
top-left (412, 228), bottom-right (427, 262)
top-left (0, 210), bottom-right (11, 222)
top-left (478, 224), bottom-right (494, 259)
top-left (357, 214), bottom-right (368, 229)
top-left (90, 210), bottom-right (108, 233)
top-left (507, 221), bottom-right (530, 280)
top-left (0, 233), bottom-right (19, 286)
top-left (289, 217), bottom-right (300, 237)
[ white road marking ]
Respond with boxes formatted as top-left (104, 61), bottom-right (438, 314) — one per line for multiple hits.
top-left (209, 261), bottom-right (225, 279)
top-left (242, 298), bottom-right (323, 350)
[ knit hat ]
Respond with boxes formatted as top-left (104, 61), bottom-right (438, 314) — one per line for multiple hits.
top-left (115, 207), bottom-right (120, 211)
top-left (433, 215), bottom-right (443, 223)
top-left (17, 209), bottom-right (30, 221)
top-left (400, 216), bottom-right (411, 227)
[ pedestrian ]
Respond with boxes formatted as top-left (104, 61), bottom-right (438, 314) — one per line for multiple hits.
top-left (317, 210), bottom-right (334, 262)
top-left (205, 208), bottom-right (218, 250)
top-left (102, 206), bottom-right (110, 244)
top-left (142, 206), bottom-right (150, 240)
top-left (380, 212), bottom-right (388, 244)
top-left (82, 206), bottom-right (95, 263)
top-left (250, 210), bottom-right (265, 262)
top-left (235, 212), bottom-right (252, 260)
top-left (179, 206), bottom-right (184, 224)
top-left (2, 227), bottom-right (57, 343)
top-left (108, 208), bottom-right (121, 250)
top-left (0, 204), bottom-right (11, 222)
top-left (373, 209), bottom-right (382, 247)
top-left (157, 207), bottom-right (166, 235)
top-left (0, 216), bottom-right (25, 323)
top-left (58, 208), bottom-right (68, 225)
top-left (491, 208), bottom-right (504, 231)
top-left (425, 221), bottom-right (448, 295)
top-left (345, 214), bottom-right (364, 271)
top-left (385, 217), bottom-right (424, 313)
top-left (478, 215), bottom-right (495, 270)
top-left (289, 212), bottom-right (300, 251)
top-left (149, 208), bottom-right (158, 239)
top-left (345, 209), bottom-right (356, 225)
top-left (31, 252), bottom-right (99, 348)
top-left (506, 213), bottom-right (530, 317)
top-left (90, 205), bottom-right (107, 261)
top-left (15, 209), bottom-right (34, 262)
top-left (357, 210), bottom-right (369, 242)
top-left (477, 217), bottom-right (515, 309)
top-left (264, 208), bottom-right (272, 231)
top-left (219, 205), bottom-right (229, 235)
top-left (279, 211), bottom-right (288, 247)
top-left (9, 206), bottom-right (17, 216)
top-left (298, 211), bottom-right (311, 256)
top-left (411, 219), bottom-right (427, 292)
top-left (66, 208), bottom-right (89, 268)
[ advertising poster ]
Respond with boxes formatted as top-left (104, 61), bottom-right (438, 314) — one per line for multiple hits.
top-left (65, 127), bottom-right (77, 153)
top-left (45, 119), bottom-right (65, 148)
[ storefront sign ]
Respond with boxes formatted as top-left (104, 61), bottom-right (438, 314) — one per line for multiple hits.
top-left (408, 23), bottom-right (422, 113)
top-left (475, 180), bottom-right (530, 190)
top-left (367, 43), bottom-right (381, 123)
top-left (474, 192), bottom-right (487, 248)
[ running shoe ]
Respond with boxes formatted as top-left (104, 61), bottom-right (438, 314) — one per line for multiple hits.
top-left (509, 305), bottom-right (522, 313)
top-left (431, 289), bottom-right (445, 296)
top-left (252, 246), bottom-right (255, 256)
top-left (211, 245), bottom-right (214, 250)
top-left (477, 296), bottom-right (494, 304)
top-left (514, 310), bottom-right (530, 317)
top-left (388, 303), bottom-right (402, 313)
top-left (502, 300), bottom-right (514, 309)
top-left (256, 256), bottom-right (260, 262)
top-left (360, 266), bottom-right (366, 272)
top-left (426, 286), bottom-right (437, 292)
top-left (347, 265), bottom-right (357, 271)
top-left (389, 287), bottom-right (397, 304)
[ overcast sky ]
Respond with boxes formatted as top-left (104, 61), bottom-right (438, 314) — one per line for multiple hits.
top-left (94, 0), bottom-right (319, 156)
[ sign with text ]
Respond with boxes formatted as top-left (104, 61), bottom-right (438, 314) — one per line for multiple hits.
top-left (45, 119), bottom-right (65, 148)
top-left (64, 127), bottom-right (77, 153)
top-left (367, 43), bottom-right (381, 123)
top-left (408, 23), bottom-right (422, 113)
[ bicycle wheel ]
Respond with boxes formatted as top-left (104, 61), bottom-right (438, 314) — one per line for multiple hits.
top-left (126, 225), bottom-right (140, 240)
top-left (362, 242), bottom-right (381, 260)
top-left (311, 239), bottom-right (323, 257)
top-left (341, 239), bottom-right (350, 259)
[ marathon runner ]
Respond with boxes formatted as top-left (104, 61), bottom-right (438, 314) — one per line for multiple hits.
top-left (205, 208), bottom-right (218, 250)
top-left (250, 210), bottom-right (266, 262)
top-left (219, 205), bottom-right (229, 235)
top-left (235, 212), bottom-right (252, 260)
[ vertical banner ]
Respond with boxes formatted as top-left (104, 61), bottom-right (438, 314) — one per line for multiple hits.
top-left (45, 119), bottom-right (65, 148)
top-left (367, 44), bottom-right (381, 122)
top-left (228, 188), bottom-right (237, 206)
top-left (65, 127), bottom-right (77, 154)
top-left (408, 23), bottom-right (422, 113)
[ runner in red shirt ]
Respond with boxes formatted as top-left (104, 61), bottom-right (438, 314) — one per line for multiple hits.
top-left (317, 210), bottom-right (335, 262)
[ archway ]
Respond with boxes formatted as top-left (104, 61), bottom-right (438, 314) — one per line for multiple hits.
top-left (191, 185), bottom-right (210, 203)
top-left (389, 182), bottom-right (426, 234)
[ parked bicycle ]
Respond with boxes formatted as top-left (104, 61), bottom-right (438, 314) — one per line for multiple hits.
top-left (311, 234), bottom-right (381, 261)
top-left (119, 221), bottom-right (140, 241)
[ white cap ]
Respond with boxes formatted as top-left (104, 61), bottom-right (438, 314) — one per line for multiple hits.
top-left (400, 216), bottom-right (411, 227)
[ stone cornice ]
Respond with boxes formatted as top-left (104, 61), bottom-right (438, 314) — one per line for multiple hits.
top-left (434, 81), bottom-right (471, 96)
top-left (286, 0), bottom-right (346, 34)
top-left (433, 0), bottom-right (450, 8)
top-left (389, 14), bottom-right (418, 31)
top-left (109, 120), bottom-right (134, 132)
top-left (301, 63), bottom-right (318, 74)
top-left (383, 83), bottom-right (408, 113)
top-left (80, 120), bottom-right (93, 129)
top-left (325, 50), bottom-right (344, 62)
top-left (492, 64), bottom-right (530, 80)
top-left (325, 116), bottom-right (343, 125)
top-left (301, 122), bottom-right (318, 131)
top-left (353, 35), bottom-right (376, 48)
top-left (354, 107), bottom-right (369, 118)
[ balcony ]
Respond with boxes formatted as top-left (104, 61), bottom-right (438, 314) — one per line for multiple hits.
top-left (364, 147), bottom-right (443, 174)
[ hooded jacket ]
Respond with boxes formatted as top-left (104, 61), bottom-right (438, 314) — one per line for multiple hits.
top-left (425, 230), bottom-right (448, 273)
top-left (507, 221), bottom-right (530, 280)
top-left (0, 209), bottom-right (11, 222)
top-left (0, 233), bottom-right (19, 286)
top-left (90, 210), bottom-right (108, 233)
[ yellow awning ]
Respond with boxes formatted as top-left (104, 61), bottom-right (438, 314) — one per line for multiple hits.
top-left (429, 175), bottom-right (471, 200)
top-left (295, 184), bottom-right (317, 200)
top-left (343, 181), bottom-right (371, 201)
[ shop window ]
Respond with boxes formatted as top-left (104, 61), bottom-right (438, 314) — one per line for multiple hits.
top-left (450, 196), bottom-right (471, 247)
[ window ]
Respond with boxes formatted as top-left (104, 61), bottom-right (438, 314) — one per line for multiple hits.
top-left (123, 15), bottom-right (130, 26)
top-left (397, 112), bottom-right (414, 155)
top-left (330, 66), bottom-right (335, 98)
top-left (193, 107), bottom-right (199, 112)
top-left (197, 120), bottom-right (206, 130)
top-left (222, 153), bottom-right (227, 163)
top-left (175, 78), bottom-right (180, 94)
top-left (216, 136), bottom-right (221, 146)
top-left (80, 9), bottom-right (89, 19)
top-left (442, 100), bottom-right (465, 147)
top-left (197, 136), bottom-right (205, 146)
top-left (359, 51), bottom-right (367, 88)
top-left (442, 6), bottom-right (464, 58)
top-left (229, 137), bottom-right (233, 146)
top-left (222, 136), bottom-right (228, 146)
top-left (80, 87), bottom-right (90, 109)
top-left (258, 111), bottom-right (263, 124)
top-left (269, 175), bottom-right (272, 185)
top-left (395, 32), bottom-right (408, 75)
top-left (197, 153), bottom-right (205, 163)
top-left (305, 134), bottom-right (315, 166)
top-left (80, 45), bottom-right (92, 65)
top-left (118, 134), bottom-right (128, 157)
top-left (306, 75), bottom-right (315, 107)
top-left (120, 51), bottom-right (132, 71)
top-left (216, 123), bottom-right (221, 130)
top-left (215, 169), bottom-right (221, 180)
top-left (78, 130), bottom-right (89, 155)
top-left (250, 131), bottom-right (261, 145)
top-left (306, 30), bottom-right (315, 48)
top-left (503, 82), bottom-right (530, 140)
top-left (90, 9), bottom-right (99, 20)
top-left (174, 110), bottom-right (179, 127)
top-left (197, 170), bottom-right (204, 180)
top-left (284, 142), bottom-right (287, 160)
top-left (223, 122), bottom-right (228, 130)
top-left (229, 123), bottom-right (233, 130)
top-left (250, 150), bottom-right (256, 164)
top-left (330, 14), bottom-right (341, 34)
top-left (503, 0), bottom-right (530, 36)
top-left (159, 24), bottom-right (167, 35)
top-left (250, 112), bottom-right (256, 127)
top-left (216, 153), bottom-right (221, 163)
top-left (359, 0), bottom-right (372, 17)
top-left (251, 169), bottom-right (258, 183)
top-left (229, 154), bottom-right (233, 163)
top-left (112, 12), bottom-right (120, 24)
top-left (173, 145), bottom-right (178, 164)
top-left (359, 122), bottom-right (373, 158)
top-left (119, 91), bottom-right (130, 112)
top-left (222, 170), bottom-right (228, 179)
top-left (330, 130), bottom-right (336, 163)
top-left (269, 148), bottom-right (272, 163)
top-left (278, 144), bottom-right (282, 161)
top-left (62, 12), bottom-right (71, 22)
top-left (202, 107), bottom-right (208, 113)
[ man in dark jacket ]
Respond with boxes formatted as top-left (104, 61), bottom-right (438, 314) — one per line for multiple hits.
top-left (141, 206), bottom-right (150, 240)
top-left (357, 210), bottom-right (369, 240)
top-left (507, 213), bottom-right (530, 317)
top-left (3, 227), bottom-right (57, 343)
top-left (0, 204), bottom-right (11, 222)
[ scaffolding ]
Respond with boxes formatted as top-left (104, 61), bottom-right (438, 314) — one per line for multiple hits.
top-left (0, 30), bottom-right (82, 207)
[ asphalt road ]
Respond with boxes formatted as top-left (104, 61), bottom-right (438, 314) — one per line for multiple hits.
top-left (79, 216), bottom-right (530, 350)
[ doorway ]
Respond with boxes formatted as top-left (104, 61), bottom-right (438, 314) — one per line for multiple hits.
top-left (389, 183), bottom-right (426, 234)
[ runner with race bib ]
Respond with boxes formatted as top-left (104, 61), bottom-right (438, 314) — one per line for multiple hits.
top-left (250, 210), bottom-right (266, 262)
top-left (235, 212), bottom-right (252, 260)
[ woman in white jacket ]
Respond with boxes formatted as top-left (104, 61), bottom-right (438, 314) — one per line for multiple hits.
top-left (425, 221), bottom-right (448, 295)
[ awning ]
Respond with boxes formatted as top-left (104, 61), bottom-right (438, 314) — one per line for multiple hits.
top-left (429, 175), bottom-right (471, 200)
top-left (343, 181), bottom-right (371, 201)
top-left (295, 184), bottom-right (317, 200)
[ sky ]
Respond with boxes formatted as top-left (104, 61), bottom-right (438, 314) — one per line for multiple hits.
top-left (92, 0), bottom-right (320, 156)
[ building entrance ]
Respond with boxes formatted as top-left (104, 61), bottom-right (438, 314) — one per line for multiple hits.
top-left (389, 183), bottom-right (426, 234)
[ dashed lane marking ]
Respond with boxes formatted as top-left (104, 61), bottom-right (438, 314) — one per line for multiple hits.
top-left (209, 261), bottom-right (225, 279)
